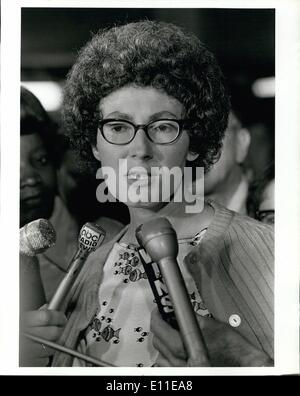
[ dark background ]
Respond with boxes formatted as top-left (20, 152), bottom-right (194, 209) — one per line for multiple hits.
top-left (21, 7), bottom-right (275, 176)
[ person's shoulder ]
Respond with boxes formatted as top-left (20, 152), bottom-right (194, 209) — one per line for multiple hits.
top-left (200, 200), bottom-right (274, 261)
top-left (191, 201), bottom-right (274, 280)
top-left (216, 205), bottom-right (274, 263)
top-left (209, 199), bottom-right (274, 236)
top-left (230, 213), bottom-right (274, 249)
top-left (231, 210), bottom-right (273, 235)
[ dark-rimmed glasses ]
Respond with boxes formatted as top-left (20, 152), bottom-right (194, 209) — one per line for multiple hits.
top-left (256, 209), bottom-right (274, 225)
top-left (98, 119), bottom-right (186, 145)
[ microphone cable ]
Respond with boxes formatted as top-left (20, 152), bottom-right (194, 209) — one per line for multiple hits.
top-left (22, 332), bottom-right (116, 367)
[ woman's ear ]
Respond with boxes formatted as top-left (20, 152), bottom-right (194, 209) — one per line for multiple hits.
top-left (235, 128), bottom-right (251, 164)
top-left (92, 145), bottom-right (101, 161)
top-left (187, 151), bottom-right (199, 162)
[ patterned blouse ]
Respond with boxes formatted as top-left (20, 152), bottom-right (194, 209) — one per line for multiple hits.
top-left (74, 230), bottom-right (209, 367)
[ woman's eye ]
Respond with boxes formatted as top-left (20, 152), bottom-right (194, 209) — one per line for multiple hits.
top-left (262, 214), bottom-right (274, 225)
top-left (152, 122), bottom-right (177, 133)
top-left (113, 126), bottom-right (125, 132)
top-left (108, 123), bottom-right (130, 133)
top-left (33, 154), bottom-right (49, 167)
top-left (156, 124), bottom-right (168, 131)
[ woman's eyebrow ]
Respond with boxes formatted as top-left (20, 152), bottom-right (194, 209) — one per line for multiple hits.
top-left (102, 111), bottom-right (180, 121)
top-left (148, 111), bottom-right (179, 121)
top-left (103, 112), bottom-right (133, 120)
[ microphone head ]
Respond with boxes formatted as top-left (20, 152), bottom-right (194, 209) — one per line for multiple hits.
top-left (78, 222), bottom-right (106, 252)
top-left (20, 218), bottom-right (56, 256)
top-left (137, 217), bottom-right (178, 263)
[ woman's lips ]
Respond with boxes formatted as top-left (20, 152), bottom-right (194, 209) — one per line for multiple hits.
top-left (127, 174), bottom-right (152, 187)
top-left (127, 173), bottom-right (150, 180)
top-left (21, 193), bottom-right (44, 206)
top-left (126, 168), bottom-right (159, 186)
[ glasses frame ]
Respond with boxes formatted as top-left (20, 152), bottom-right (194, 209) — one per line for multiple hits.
top-left (97, 118), bottom-right (186, 145)
top-left (255, 209), bottom-right (275, 224)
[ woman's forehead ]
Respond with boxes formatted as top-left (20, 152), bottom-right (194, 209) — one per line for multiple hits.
top-left (99, 85), bottom-right (184, 115)
top-left (21, 132), bottom-right (46, 152)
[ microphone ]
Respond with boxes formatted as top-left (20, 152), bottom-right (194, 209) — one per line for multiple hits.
top-left (136, 217), bottom-right (210, 366)
top-left (48, 222), bottom-right (106, 311)
top-left (136, 224), bottom-right (178, 330)
top-left (20, 218), bottom-right (56, 256)
top-left (19, 218), bottom-right (56, 310)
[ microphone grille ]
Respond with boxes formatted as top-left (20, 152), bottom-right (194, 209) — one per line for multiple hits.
top-left (20, 218), bottom-right (56, 256)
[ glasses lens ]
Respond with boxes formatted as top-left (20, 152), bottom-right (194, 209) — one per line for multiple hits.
top-left (257, 210), bottom-right (275, 225)
top-left (148, 120), bottom-right (180, 143)
top-left (102, 121), bottom-right (134, 144)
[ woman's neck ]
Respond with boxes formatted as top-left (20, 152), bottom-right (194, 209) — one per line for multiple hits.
top-left (120, 198), bottom-right (213, 245)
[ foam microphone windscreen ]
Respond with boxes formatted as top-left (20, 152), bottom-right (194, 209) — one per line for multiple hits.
top-left (19, 218), bottom-right (56, 311)
top-left (20, 219), bottom-right (56, 256)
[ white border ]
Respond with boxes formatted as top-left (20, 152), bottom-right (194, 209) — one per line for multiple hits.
top-left (1, 0), bottom-right (299, 376)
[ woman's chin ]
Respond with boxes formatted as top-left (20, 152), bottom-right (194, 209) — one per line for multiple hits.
top-left (122, 199), bottom-right (166, 211)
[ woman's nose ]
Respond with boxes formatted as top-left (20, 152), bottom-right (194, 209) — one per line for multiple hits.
top-left (129, 128), bottom-right (153, 160)
top-left (20, 162), bottom-right (42, 188)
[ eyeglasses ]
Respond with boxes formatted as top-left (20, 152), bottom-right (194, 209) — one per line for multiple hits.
top-left (256, 209), bottom-right (274, 225)
top-left (98, 119), bottom-right (186, 145)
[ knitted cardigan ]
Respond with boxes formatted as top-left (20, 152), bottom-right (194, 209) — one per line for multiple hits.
top-left (52, 200), bottom-right (274, 366)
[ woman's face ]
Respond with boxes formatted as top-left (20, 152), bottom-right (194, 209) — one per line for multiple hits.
top-left (93, 85), bottom-right (190, 210)
top-left (20, 133), bottom-right (57, 227)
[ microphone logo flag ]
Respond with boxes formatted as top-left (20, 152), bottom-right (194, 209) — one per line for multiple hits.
top-left (79, 223), bottom-right (106, 252)
top-left (137, 246), bottom-right (178, 330)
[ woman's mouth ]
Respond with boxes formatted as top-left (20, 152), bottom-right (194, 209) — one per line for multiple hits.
top-left (127, 173), bottom-right (152, 186)
top-left (127, 173), bottom-right (150, 180)
top-left (21, 192), bottom-right (45, 207)
top-left (126, 168), bottom-right (158, 186)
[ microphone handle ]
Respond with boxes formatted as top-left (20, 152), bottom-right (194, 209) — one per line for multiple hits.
top-left (137, 247), bottom-right (179, 330)
top-left (48, 249), bottom-right (89, 311)
top-left (158, 256), bottom-right (209, 365)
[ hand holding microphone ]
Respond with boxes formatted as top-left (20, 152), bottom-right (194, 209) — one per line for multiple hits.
top-left (19, 218), bottom-right (63, 366)
top-left (136, 217), bottom-right (210, 366)
top-left (20, 221), bottom-right (106, 366)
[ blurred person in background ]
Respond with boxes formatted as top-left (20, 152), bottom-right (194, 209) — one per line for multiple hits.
top-left (20, 86), bottom-right (58, 364)
top-left (243, 100), bottom-right (274, 182)
top-left (204, 110), bottom-right (251, 214)
top-left (20, 86), bottom-right (58, 228)
top-left (247, 161), bottom-right (275, 225)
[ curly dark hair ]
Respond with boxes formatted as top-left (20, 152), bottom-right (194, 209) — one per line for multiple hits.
top-left (62, 20), bottom-right (231, 174)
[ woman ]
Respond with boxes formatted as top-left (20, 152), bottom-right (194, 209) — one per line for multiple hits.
top-left (20, 86), bottom-right (58, 229)
top-left (23, 20), bottom-right (274, 367)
